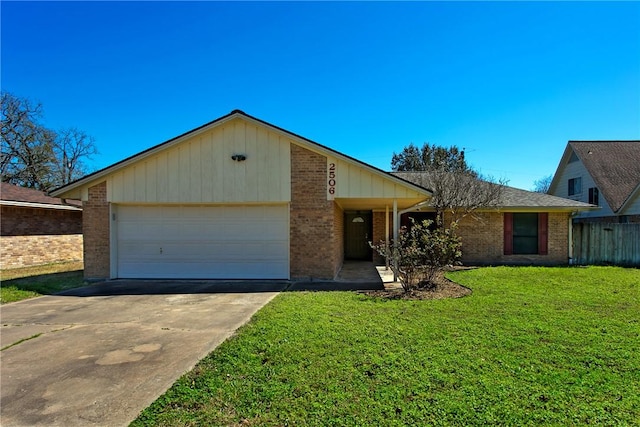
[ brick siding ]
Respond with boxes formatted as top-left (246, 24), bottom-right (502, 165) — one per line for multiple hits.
top-left (372, 211), bottom-right (392, 265)
top-left (0, 235), bottom-right (83, 269)
top-left (83, 182), bottom-right (110, 279)
top-left (1, 205), bottom-right (83, 269)
top-left (456, 211), bottom-right (569, 265)
top-left (290, 144), bottom-right (342, 280)
top-left (1, 206), bottom-right (82, 236)
top-left (332, 202), bottom-right (344, 275)
top-left (371, 210), bottom-right (570, 266)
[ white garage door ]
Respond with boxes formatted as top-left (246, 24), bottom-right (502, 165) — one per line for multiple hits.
top-left (116, 205), bottom-right (289, 279)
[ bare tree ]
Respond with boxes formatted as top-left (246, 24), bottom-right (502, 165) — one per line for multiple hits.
top-left (1, 92), bottom-right (97, 190)
top-left (532, 174), bottom-right (553, 193)
top-left (1, 92), bottom-right (56, 189)
top-left (51, 128), bottom-right (98, 187)
top-left (391, 142), bottom-right (505, 225)
top-left (395, 170), bottom-right (506, 225)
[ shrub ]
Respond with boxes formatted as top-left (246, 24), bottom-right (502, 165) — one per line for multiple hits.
top-left (372, 219), bottom-right (462, 292)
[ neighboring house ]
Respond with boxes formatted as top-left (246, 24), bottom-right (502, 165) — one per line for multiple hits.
top-left (1, 182), bottom-right (83, 269)
top-left (390, 173), bottom-right (595, 266)
top-left (51, 110), bottom-right (594, 280)
top-left (548, 141), bottom-right (640, 223)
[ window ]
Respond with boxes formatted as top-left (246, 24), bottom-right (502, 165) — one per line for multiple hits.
top-left (588, 187), bottom-right (599, 205)
top-left (568, 177), bottom-right (582, 196)
top-left (503, 213), bottom-right (548, 255)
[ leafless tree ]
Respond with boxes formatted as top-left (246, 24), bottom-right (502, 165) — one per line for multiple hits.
top-left (395, 170), bottom-right (506, 225)
top-left (1, 92), bottom-right (97, 190)
top-left (51, 128), bottom-right (98, 187)
top-left (1, 93), bottom-right (56, 189)
top-left (532, 174), bottom-right (553, 193)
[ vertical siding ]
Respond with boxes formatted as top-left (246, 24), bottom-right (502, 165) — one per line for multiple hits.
top-left (328, 157), bottom-right (421, 200)
top-left (107, 118), bottom-right (291, 203)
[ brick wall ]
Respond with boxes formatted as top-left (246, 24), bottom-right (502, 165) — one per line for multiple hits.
top-left (0, 235), bottom-right (83, 269)
top-left (456, 211), bottom-right (569, 265)
top-left (372, 210), bottom-right (570, 266)
top-left (332, 202), bottom-right (344, 276)
top-left (372, 211), bottom-right (392, 265)
top-left (1, 206), bottom-right (82, 236)
top-left (290, 144), bottom-right (340, 280)
top-left (83, 182), bottom-right (110, 279)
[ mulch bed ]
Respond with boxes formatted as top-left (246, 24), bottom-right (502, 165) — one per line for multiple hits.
top-left (363, 271), bottom-right (472, 301)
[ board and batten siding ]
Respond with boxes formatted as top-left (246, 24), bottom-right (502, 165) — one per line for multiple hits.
top-left (107, 119), bottom-right (291, 203)
top-left (327, 157), bottom-right (425, 200)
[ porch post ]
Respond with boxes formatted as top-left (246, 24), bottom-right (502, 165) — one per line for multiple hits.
top-left (385, 205), bottom-right (390, 270)
top-left (568, 214), bottom-right (574, 264)
top-left (393, 199), bottom-right (398, 281)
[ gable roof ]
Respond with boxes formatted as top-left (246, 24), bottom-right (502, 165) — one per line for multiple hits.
top-left (393, 171), bottom-right (596, 211)
top-left (0, 182), bottom-right (82, 210)
top-left (549, 141), bottom-right (640, 213)
top-left (50, 110), bottom-right (430, 199)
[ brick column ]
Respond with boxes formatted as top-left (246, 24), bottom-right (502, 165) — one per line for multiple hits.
top-left (290, 144), bottom-right (340, 280)
top-left (83, 182), bottom-right (110, 279)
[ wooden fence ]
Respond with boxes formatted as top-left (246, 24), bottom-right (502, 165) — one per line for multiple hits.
top-left (572, 222), bottom-right (640, 267)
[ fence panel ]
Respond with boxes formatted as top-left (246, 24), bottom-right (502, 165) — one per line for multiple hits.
top-left (573, 222), bottom-right (640, 267)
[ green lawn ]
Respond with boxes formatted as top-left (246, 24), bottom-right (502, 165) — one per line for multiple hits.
top-left (132, 266), bottom-right (639, 426)
top-left (0, 261), bottom-right (86, 304)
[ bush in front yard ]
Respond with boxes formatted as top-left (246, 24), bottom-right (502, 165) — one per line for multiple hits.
top-left (372, 218), bottom-right (462, 291)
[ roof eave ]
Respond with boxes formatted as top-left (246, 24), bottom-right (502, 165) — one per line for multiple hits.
top-left (51, 110), bottom-right (432, 199)
top-left (548, 142), bottom-right (573, 195)
top-left (0, 200), bottom-right (82, 211)
top-left (51, 110), bottom-right (242, 197)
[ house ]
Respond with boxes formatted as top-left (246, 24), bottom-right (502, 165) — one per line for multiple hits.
top-left (391, 173), bottom-right (596, 266)
top-left (1, 182), bottom-right (83, 269)
top-left (51, 111), bottom-right (595, 280)
top-left (548, 141), bottom-right (640, 223)
top-left (50, 110), bottom-right (430, 281)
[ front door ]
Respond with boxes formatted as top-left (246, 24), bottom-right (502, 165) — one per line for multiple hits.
top-left (344, 212), bottom-right (372, 260)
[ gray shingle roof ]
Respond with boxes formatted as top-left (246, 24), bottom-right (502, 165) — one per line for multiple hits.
top-left (568, 141), bottom-right (640, 212)
top-left (498, 186), bottom-right (594, 209)
top-left (392, 172), bottom-right (595, 210)
top-left (0, 182), bottom-right (82, 207)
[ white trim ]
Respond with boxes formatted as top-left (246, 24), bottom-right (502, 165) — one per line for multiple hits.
top-left (0, 200), bottom-right (82, 211)
top-left (51, 111), bottom-right (431, 200)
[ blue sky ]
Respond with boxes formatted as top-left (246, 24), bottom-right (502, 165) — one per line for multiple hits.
top-left (2, 1), bottom-right (639, 190)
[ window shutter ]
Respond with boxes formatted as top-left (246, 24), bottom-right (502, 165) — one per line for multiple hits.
top-left (503, 213), bottom-right (513, 255)
top-left (538, 213), bottom-right (548, 255)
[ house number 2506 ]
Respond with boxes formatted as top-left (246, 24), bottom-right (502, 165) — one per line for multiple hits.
top-left (328, 162), bottom-right (336, 196)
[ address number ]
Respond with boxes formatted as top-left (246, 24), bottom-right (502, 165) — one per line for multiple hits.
top-left (328, 162), bottom-right (336, 196)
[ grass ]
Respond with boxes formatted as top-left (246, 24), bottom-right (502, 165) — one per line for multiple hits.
top-left (132, 266), bottom-right (640, 426)
top-left (0, 261), bottom-right (86, 304)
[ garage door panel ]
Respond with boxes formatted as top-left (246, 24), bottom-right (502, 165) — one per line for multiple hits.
top-left (116, 205), bottom-right (289, 279)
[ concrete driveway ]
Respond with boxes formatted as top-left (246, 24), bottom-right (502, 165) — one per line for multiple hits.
top-left (0, 280), bottom-right (285, 427)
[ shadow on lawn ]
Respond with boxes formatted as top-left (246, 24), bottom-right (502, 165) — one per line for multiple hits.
top-left (1, 270), bottom-right (86, 296)
top-left (55, 279), bottom-right (384, 297)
